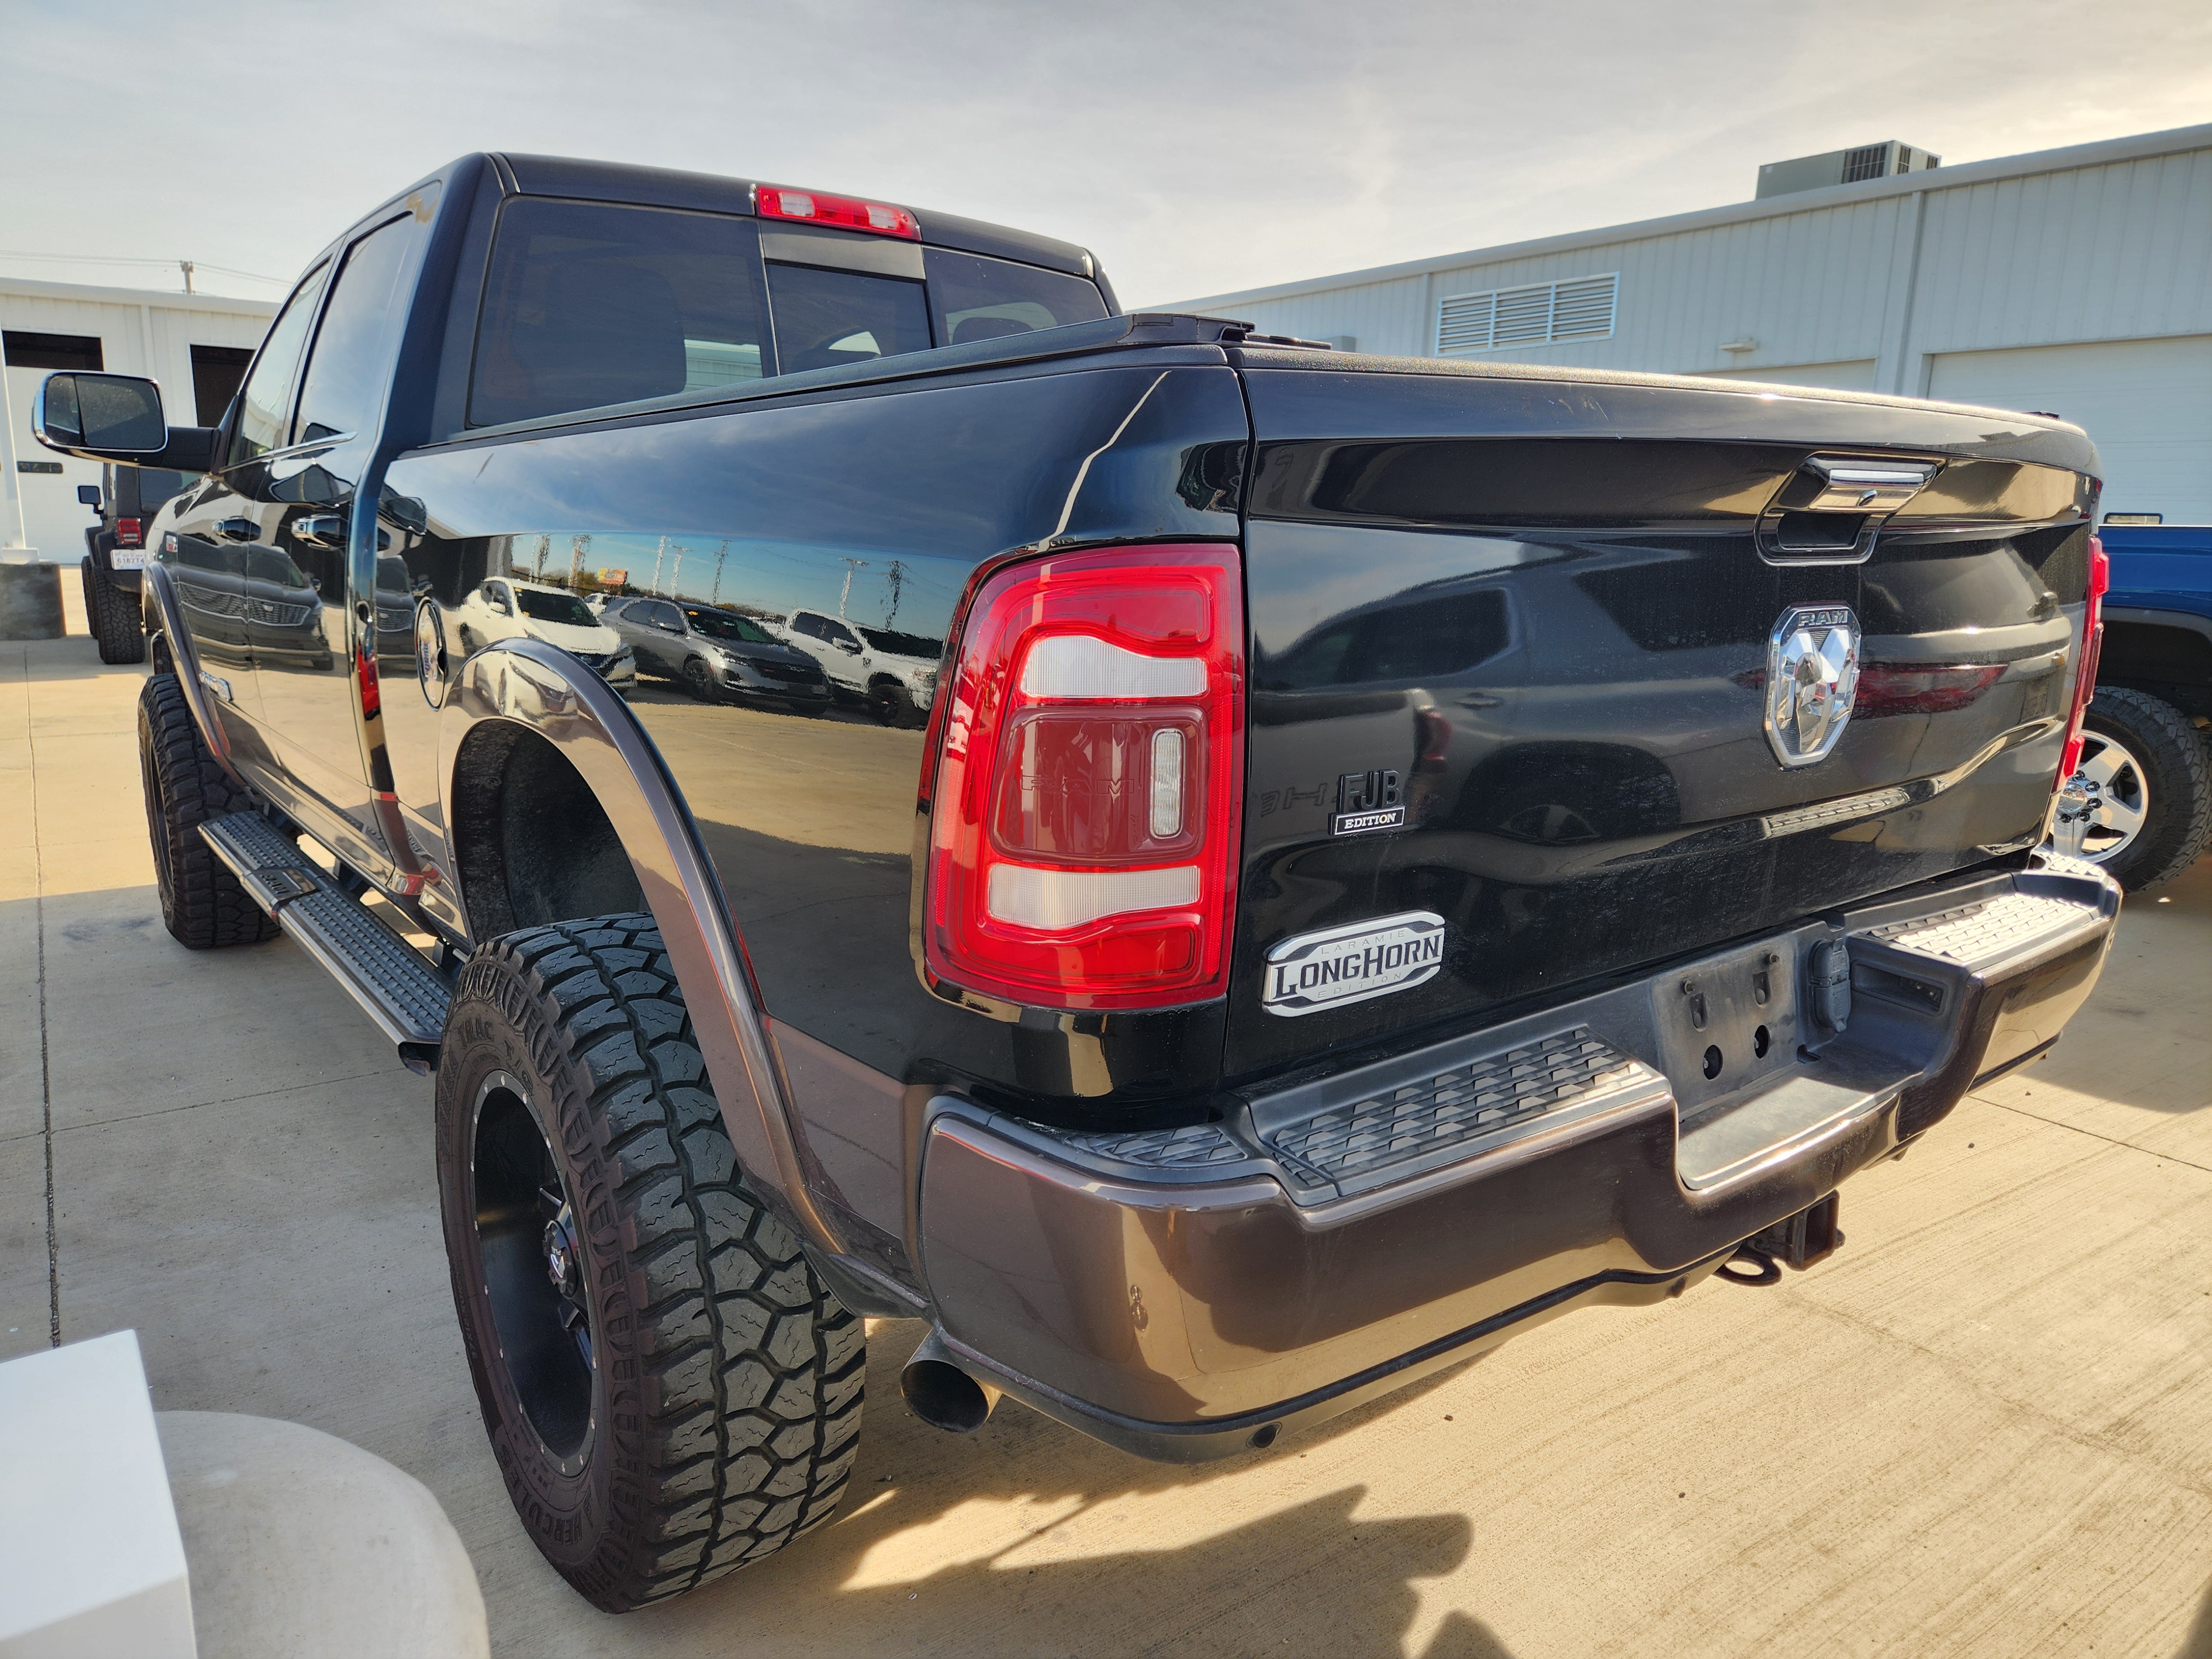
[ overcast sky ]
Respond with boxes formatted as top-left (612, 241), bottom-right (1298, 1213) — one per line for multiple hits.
top-left (3, 0), bottom-right (2208, 310)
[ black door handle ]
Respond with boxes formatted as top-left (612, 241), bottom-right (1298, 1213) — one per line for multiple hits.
top-left (215, 517), bottom-right (259, 542)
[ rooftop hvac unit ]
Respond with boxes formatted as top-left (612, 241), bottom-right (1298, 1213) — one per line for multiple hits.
top-left (1755, 142), bottom-right (1940, 199)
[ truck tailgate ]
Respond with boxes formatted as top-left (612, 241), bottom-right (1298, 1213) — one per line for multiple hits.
top-left (1223, 355), bottom-right (2101, 1083)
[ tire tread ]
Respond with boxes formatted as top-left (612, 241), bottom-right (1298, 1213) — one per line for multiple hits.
top-left (460, 916), bottom-right (861, 1608)
top-left (2085, 686), bottom-right (2212, 890)
top-left (137, 674), bottom-right (278, 948)
top-left (88, 560), bottom-right (147, 664)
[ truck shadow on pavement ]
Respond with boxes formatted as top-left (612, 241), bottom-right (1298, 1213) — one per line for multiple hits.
top-left (580, 1323), bottom-right (1522, 1658)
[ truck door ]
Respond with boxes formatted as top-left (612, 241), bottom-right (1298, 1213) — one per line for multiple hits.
top-left (158, 258), bottom-right (328, 728)
top-left (251, 209), bottom-right (432, 825)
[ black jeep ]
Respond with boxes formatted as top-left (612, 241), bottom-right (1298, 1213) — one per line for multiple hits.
top-left (77, 462), bottom-right (195, 664)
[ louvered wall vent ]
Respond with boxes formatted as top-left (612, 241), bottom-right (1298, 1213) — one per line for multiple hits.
top-left (1436, 272), bottom-right (1618, 355)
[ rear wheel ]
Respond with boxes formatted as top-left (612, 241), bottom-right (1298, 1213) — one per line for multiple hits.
top-left (2071, 688), bottom-right (2211, 891)
top-left (137, 674), bottom-right (279, 948)
top-left (435, 917), bottom-right (863, 1611)
top-left (867, 680), bottom-right (918, 727)
top-left (87, 560), bottom-right (147, 665)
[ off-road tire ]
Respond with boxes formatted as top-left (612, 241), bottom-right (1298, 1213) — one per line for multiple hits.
top-left (867, 679), bottom-right (919, 727)
top-left (86, 557), bottom-right (147, 664)
top-left (137, 674), bottom-right (279, 948)
top-left (435, 917), bottom-right (864, 1611)
top-left (2081, 687), bottom-right (2211, 890)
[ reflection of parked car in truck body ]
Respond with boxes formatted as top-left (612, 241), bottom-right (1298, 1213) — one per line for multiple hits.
top-left (37, 152), bottom-right (2127, 1620)
top-left (453, 576), bottom-right (637, 694)
top-left (603, 596), bottom-right (830, 707)
top-left (774, 606), bottom-right (942, 724)
top-left (2048, 521), bottom-right (2211, 889)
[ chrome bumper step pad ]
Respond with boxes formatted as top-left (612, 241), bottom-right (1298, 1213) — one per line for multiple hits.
top-left (199, 812), bottom-right (451, 1061)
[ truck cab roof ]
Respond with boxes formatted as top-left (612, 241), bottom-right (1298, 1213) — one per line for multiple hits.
top-left (491, 153), bottom-right (1103, 281)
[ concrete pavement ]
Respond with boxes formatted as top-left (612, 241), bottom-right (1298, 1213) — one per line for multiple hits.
top-left (3, 634), bottom-right (2208, 1658)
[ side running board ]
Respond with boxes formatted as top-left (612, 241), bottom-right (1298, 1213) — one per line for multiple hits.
top-left (199, 812), bottom-right (451, 1073)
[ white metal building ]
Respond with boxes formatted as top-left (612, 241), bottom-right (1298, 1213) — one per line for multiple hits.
top-left (1, 279), bottom-right (275, 566)
top-left (1166, 123), bottom-right (2212, 523)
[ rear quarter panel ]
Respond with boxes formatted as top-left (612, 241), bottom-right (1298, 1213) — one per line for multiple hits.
top-left (377, 358), bottom-right (1249, 1262)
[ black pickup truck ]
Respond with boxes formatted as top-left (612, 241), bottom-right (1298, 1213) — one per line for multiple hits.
top-left (35, 154), bottom-right (2123, 1613)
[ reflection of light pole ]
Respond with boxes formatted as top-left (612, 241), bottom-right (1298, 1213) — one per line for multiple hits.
top-left (882, 558), bottom-right (907, 627)
top-left (650, 535), bottom-right (667, 594)
top-left (669, 545), bottom-right (689, 598)
top-left (534, 533), bottom-right (550, 578)
top-left (568, 533), bottom-right (589, 588)
top-left (709, 539), bottom-right (728, 605)
top-left (838, 557), bottom-right (869, 618)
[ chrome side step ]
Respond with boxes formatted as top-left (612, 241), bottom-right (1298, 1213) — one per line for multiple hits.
top-left (199, 812), bottom-right (451, 1072)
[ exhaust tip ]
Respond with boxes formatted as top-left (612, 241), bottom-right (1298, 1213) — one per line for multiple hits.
top-left (900, 1333), bottom-right (1000, 1434)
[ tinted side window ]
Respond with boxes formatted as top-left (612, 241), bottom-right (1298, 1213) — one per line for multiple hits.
top-left (791, 613), bottom-right (827, 640)
top-left (925, 249), bottom-right (1109, 346)
top-left (822, 619), bottom-right (858, 646)
top-left (131, 469), bottom-right (194, 515)
top-left (229, 263), bottom-right (330, 465)
top-left (471, 199), bottom-right (768, 427)
top-left (295, 204), bottom-right (431, 445)
top-left (764, 264), bottom-right (931, 375)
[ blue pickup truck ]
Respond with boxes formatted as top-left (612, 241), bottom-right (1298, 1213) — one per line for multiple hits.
top-left (2062, 524), bottom-right (2212, 889)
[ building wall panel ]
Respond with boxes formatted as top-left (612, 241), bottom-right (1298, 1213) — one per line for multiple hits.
top-left (1177, 133), bottom-right (2212, 408)
top-left (1906, 150), bottom-right (2212, 356)
top-left (2, 285), bottom-right (273, 562)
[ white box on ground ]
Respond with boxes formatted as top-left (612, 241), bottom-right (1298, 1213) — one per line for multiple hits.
top-left (0, 1331), bottom-right (196, 1659)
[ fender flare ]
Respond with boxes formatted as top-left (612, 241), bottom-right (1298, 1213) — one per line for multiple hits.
top-left (142, 560), bottom-right (247, 790)
top-left (435, 638), bottom-right (842, 1256)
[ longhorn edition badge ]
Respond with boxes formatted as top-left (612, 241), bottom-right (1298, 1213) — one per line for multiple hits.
top-left (1261, 910), bottom-right (1446, 1017)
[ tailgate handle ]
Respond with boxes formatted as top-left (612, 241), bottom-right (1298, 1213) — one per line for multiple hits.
top-left (1760, 455), bottom-right (1937, 565)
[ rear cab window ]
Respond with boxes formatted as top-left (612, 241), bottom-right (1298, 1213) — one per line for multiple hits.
top-left (470, 200), bottom-right (771, 427)
top-left (466, 195), bottom-right (1111, 429)
top-left (925, 248), bottom-right (1108, 345)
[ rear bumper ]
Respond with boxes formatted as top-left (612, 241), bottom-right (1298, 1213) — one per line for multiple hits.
top-left (915, 851), bottom-right (2120, 1460)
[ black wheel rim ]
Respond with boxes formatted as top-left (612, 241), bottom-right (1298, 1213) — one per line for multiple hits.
top-left (472, 1072), bottom-right (596, 1467)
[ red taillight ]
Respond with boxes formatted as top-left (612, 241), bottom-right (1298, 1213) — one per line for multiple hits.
top-left (357, 645), bottom-right (382, 719)
top-left (757, 185), bottom-right (919, 240)
top-left (2058, 534), bottom-right (2109, 780)
top-left (924, 544), bottom-right (1244, 1010)
top-left (116, 518), bottom-right (143, 549)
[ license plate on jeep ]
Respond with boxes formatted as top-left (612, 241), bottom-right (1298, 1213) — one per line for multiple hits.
top-left (108, 550), bottom-right (148, 571)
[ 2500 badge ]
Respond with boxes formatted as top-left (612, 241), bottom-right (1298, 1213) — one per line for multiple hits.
top-left (1261, 911), bottom-right (1447, 1018)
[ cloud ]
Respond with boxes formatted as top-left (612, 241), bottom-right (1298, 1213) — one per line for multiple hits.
top-left (2, 0), bottom-right (2205, 305)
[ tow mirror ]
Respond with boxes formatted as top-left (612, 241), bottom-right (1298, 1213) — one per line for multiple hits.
top-left (35, 373), bottom-right (168, 457)
top-left (77, 484), bottom-right (103, 508)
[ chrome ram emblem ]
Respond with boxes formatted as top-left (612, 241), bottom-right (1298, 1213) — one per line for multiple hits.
top-left (1765, 605), bottom-right (1859, 767)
